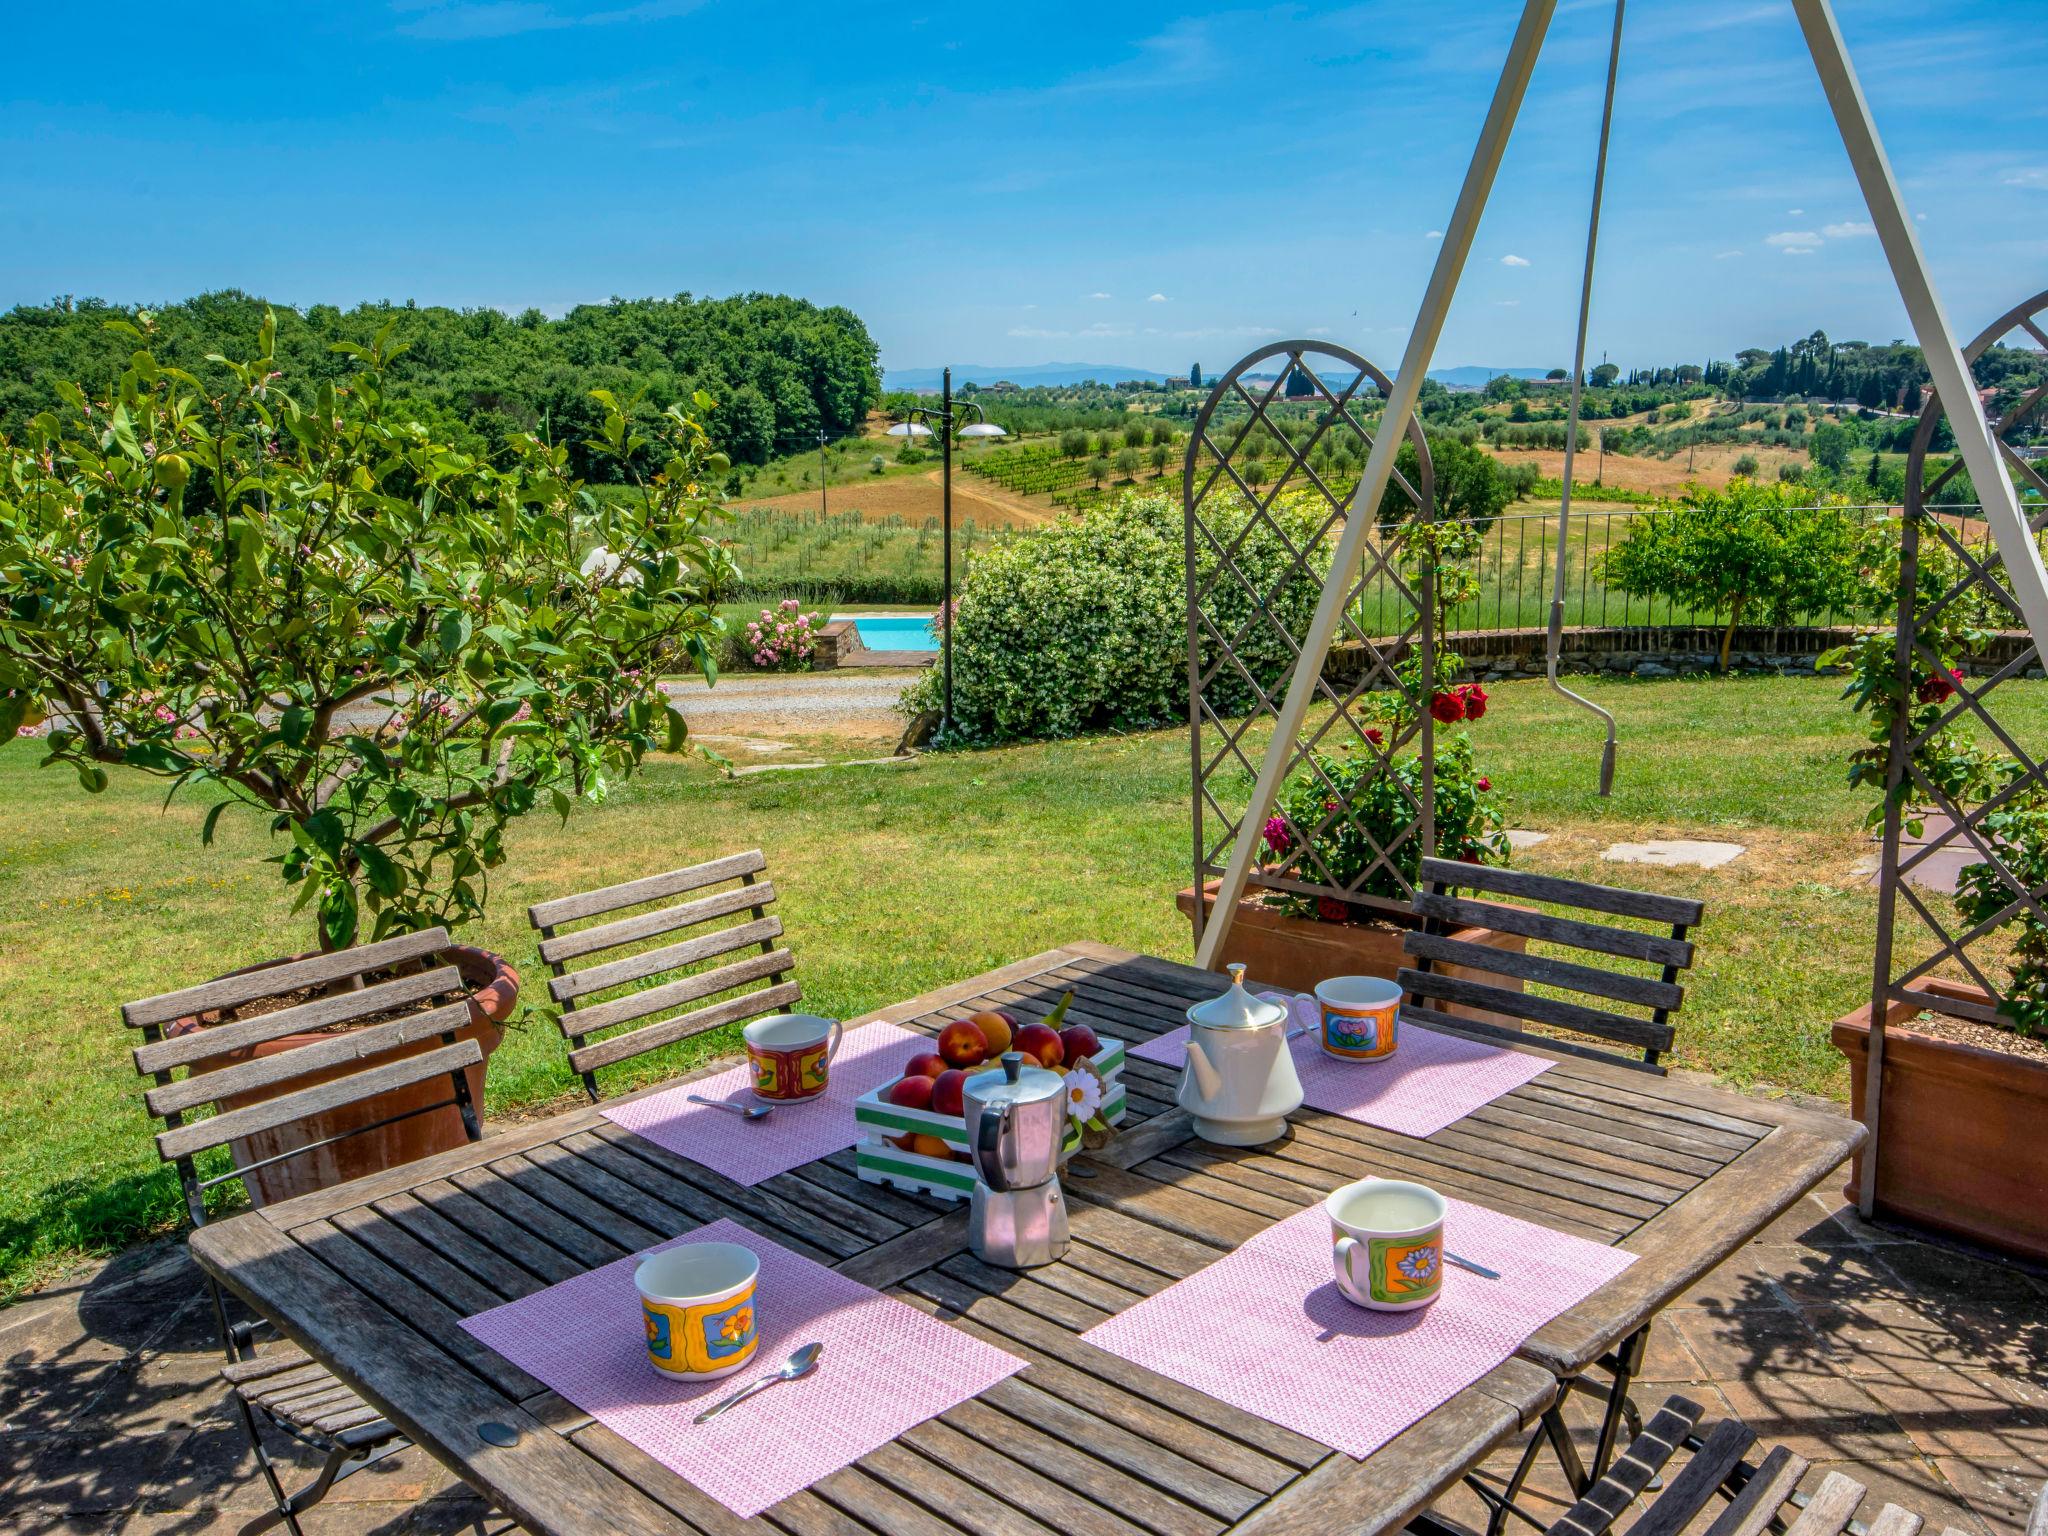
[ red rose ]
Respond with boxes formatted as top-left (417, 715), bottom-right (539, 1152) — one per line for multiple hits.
top-left (1364, 727), bottom-right (1384, 746)
top-left (1429, 691), bottom-right (1466, 724)
top-left (1460, 683), bottom-right (1488, 720)
top-left (1316, 896), bottom-right (1351, 923)
top-left (1457, 852), bottom-right (1481, 864)
top-left (1476, 776), bottom-right (1491, 792)
top-left (1917, 672), bottom-right (1958, 704)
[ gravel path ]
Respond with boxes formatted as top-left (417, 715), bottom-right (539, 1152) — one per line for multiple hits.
top-left (660, 672), bottom-right (916, 722)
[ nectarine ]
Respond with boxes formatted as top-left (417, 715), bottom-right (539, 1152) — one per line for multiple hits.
top-left (908, 1133), bottom-right (953, 1159)
top-left (937, 1019), bottom-right (989, 1069)
top-left (930, 1068), bottom-right (967, 1118)
top-left (1012, 1023), bottom-right (1064, 1069)
top-left (1057, 1024), bottom-right (1100, 1065)
top-left (886, 1074), bottom-right (935, 1110)
top-left (969, 1010), bottom-right (1014, 1057)
top-left (905, 1051), bottom-right (948, 1080)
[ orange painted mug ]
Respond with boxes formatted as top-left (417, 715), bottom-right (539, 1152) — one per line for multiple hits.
top-left (744, 1013), bottom-right (844, 1103)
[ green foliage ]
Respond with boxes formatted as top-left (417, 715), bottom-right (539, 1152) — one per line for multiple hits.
top-left (1378, 433), bottom-right (1527, 528)
top-left (0, 291), bottom-right (880, 478)
top-left (1955, 799), bottom-right (2048, 1036)
top-left (0, 312), bottom-right (730, 948)
top-left (901, 490), bottom-right (1325, 744)
top-left (1809, 419), bottom-right (1852, 474)
top-left (1600, 480), bottom-right (1872, 669)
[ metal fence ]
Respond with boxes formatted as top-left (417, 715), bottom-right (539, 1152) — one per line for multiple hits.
top-left (1342, 503), bottom-right (2009, 639)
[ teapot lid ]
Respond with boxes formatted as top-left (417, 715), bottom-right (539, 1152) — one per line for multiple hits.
top-left (964, 1051), bottom-right (1063, 1109)
top-left (1187, 963), bottom-right (1288, 1030)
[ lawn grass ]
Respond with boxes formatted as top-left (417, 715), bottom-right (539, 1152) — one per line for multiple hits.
top-left (4, 671), bottom-right (2043, 1300)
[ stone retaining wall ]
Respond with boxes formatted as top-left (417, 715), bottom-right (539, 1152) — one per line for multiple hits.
top-left (1325, 625), bottom-right (2044, 683)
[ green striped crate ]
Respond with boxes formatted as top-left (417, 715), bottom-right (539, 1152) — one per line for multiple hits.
top-left (853, 1039), bottom-right (1129, 1201)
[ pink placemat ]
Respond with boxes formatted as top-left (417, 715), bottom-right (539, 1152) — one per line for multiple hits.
top-left (1083, 1197), bottom-right (1634, 1460)
top-left (603, 1021), bottom-right (927, 1186)
top-left (1130, 990), bottom-right (1551, 1138)
top-left (460, 1219), bottom-right (1025, 1518)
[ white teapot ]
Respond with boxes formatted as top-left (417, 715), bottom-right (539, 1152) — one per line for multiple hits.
top-left (1178, 962), bottom-right (1304, 1145)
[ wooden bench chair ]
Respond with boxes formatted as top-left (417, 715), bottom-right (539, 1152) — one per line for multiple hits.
top-left (1416, 1392), bottom-right (2048, 1536)
top-left (1400, 856), bottom-right (1707, 1528)
top-left (122, 928), bottom-right (488, 1536)
top-left (527, 849), bottom-right (801, 1100)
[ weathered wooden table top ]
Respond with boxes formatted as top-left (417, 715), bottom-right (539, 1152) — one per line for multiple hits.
top-left (190, 941), bottom-right (1863, 1536)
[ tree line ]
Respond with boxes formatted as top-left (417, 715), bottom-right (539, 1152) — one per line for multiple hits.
top-left (0, 290), bottom-right (881, 480)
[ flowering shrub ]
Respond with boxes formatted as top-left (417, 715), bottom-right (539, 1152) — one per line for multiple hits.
top-left (0, 311), bottom-right (732, 948)
top-left (743, 598), bottom-right (823, 671)
top-left (900, 490), bottom-right (1324, 743)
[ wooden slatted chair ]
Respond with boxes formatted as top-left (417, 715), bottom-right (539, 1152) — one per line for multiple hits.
top-left (1416, 1393), bottom-right (2047, 1536)
top-left (1400, 856), bottom-right (1704, 1075)
top-left (122, 928), bottom-right (487, 1536)
top-left (527, 849), bottom-right (801, 1100)
top-left (1401, 857), bottom-right (1707, 1530)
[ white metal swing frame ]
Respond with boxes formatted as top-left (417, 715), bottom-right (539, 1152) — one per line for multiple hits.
top-left (1190, 0), bottom-right (2048, 1218)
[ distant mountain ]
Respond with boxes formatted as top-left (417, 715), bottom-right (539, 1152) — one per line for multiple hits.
top-left (885, 362), bottom-right (1179, 391)
top-left (1424, 365), bottom-right (1558, 389)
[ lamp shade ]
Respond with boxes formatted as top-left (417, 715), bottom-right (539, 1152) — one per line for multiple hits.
top-left (885, 422), bottom-right (934, 438)
top-left (958, 422), bottom-right (1008, 439)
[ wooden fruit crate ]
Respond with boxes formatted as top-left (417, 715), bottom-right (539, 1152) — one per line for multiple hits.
top-left (853, 1040), bottom-right (1129, 1202)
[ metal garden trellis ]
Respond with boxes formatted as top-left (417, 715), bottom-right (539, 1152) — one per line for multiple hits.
top-left (1180, 0), bottom-right (2048, 1220)
top-left (1864, 287), bottom-right (2048, 1215)
top-left (1182, 341), bottom-right (1437, 943)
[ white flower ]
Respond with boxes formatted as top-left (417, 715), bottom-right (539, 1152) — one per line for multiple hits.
top-left (579, 545), bottom-right (622, 581)
top-left (1061, 1068), bottom-right (1101, 1123)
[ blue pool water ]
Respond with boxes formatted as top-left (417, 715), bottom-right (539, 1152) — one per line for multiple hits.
top-left (852, 615), bottom-right (940, 653)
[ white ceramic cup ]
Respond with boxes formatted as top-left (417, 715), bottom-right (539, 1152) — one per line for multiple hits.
top-left (635, 1241), bottom-right (761, 1379)
top-left (1313, 974), bottom-right (1404, 1062)
top-left (1326, 1177), bottom-right (1447, 1311)
top-left (743, 1012), bottom-right (844, 1103)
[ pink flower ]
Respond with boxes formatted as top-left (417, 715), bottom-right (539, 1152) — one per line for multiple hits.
top-left (1262, 816), bottom-right (1292, 855)
top-left (1476, 776), bottom-right (1491, 792)
top-left (781, 598), bottom-right (800, 611)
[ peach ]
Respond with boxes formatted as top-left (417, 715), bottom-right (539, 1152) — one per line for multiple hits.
top-left (905, 1051), bottom-right (948, 1080)
top-left (1057, 1024), bottom-right (1101, 1065)
top-left (1012, 1023), bottom-right (1064, 1069)
top-left (930, 1068), bottom-right (967, 1118)
top-left (969, 1010), bottom-right (1014, 1057)
top-left (908, 1133), bottom-right (953, 1159)
top-left (937, 1019), bottom-right (989, 1069)
top-left (886, 1074), bottom-right (935, 1110)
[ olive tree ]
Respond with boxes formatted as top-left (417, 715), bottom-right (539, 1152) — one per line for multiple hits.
top-left (0, 312), bottom-right (732, 948)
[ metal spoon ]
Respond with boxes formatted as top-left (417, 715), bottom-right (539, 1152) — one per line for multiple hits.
top-left (688, 1094), bottom-right (772, 1121)
top-left (1446, 1252), bottom-right (1500, 1280)
top-left (693, 1342), bottom-right (823, 1425)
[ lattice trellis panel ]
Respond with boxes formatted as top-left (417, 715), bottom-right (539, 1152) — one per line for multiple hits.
top-left (1184, 341), bottom-right (1436, 945)
top-left (1875, 288), bottom-right (2048, 1025)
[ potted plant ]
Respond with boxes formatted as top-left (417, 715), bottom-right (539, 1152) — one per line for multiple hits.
top-left (1821, 532), bottom-right (2048, 1261)
top-left (1179, 671), bottom-right (1530, 1002)
top-left (0, 310), bottom-right (732, 1193)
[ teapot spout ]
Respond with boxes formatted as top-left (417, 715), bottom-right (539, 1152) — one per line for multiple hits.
top-left (1183, 1038), bottom-right (1224, 1100)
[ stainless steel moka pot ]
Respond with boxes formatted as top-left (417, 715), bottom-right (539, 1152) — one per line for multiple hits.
top-left (963, 1052), bottom-right (1071, 1268)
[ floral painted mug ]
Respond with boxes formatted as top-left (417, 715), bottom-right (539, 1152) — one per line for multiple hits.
top-left (744, 1013), bottom-right (844, 1103)
top-left (1326, 1177), bottom-right (1446, 1311)
top-left (1313, 975), bottom-right (1403, 1061)
top-left (636, 1241), bottom-right (760, 1379)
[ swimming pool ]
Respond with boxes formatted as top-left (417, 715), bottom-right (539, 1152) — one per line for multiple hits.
top-left (850, 615), bottom-right (940, 653)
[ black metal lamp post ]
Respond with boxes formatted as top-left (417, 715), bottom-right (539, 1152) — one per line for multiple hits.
top-left (886, 366), bottom-right (1005, 737)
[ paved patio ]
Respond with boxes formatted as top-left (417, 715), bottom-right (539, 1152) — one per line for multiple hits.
top-left (3, 1171), bottom-right (2043, 1534)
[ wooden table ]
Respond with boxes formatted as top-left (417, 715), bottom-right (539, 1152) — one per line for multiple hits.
top-left (190, 942), bottom-right (1863, 1536)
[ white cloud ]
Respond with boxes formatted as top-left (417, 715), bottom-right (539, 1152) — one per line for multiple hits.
top-left (1766, 230), bottom-right (1822, 247)
top-left (1915, 212), bottom-right (1926, 221)
top-left (1822, 220), bottom-right (1875, 238)
top-left (1086, 291), bottom-right (1112, 300)
top-left (2003, 168), bottom-right (2048, 189)
top-left (1147, 292), bottom-right (1168, 302)
top-left (1500, 253), bottom-right (1530, 267)
top-left (1714, 249), bottom-right (1744, 260)
top-left (1788, 207), bottom-right (1804, 215)
top-left (1424, 229), bottom-right (1443, 240)
top-left (1782, 247), bottom-right (1816, 257)
top-left (394, 0), bottom-right (703, 40)
top-left (1305, 326), bottom-right (1335, 336)
top-left (1495, 299), bottom-right (1520, 307)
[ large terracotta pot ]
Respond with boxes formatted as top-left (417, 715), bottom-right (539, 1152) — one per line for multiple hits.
top-left (1176, 880), bottom-right (1528, 1025)
top-left (1833, 977), bottom-right (2048, 1262)
top-left (183, 945), bottom-right (519, 1208)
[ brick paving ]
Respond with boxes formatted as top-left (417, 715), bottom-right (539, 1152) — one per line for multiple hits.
top-left (2, 1189), bottom-right (2043, 1534)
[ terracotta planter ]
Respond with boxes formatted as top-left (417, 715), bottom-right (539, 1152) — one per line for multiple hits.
top-left (1833, 977), bottom-right (2048, 1263)
top-left (1176, 880), bottom-right (1528, 1026)
top-left (183, 944), bottom-right (519, 1208)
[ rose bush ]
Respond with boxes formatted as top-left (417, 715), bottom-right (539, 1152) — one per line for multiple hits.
top-left (0, 310), bottom-right (733, 948)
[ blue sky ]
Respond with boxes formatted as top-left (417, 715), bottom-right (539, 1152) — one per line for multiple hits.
top-left (4, 1), bottom-right (2045, 378)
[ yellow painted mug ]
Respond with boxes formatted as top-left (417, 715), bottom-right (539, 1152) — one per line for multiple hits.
top-left (636, 1242), bottom-right (761, 1379)
top-left (1313, 975), bottom-right (1403, 1061)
